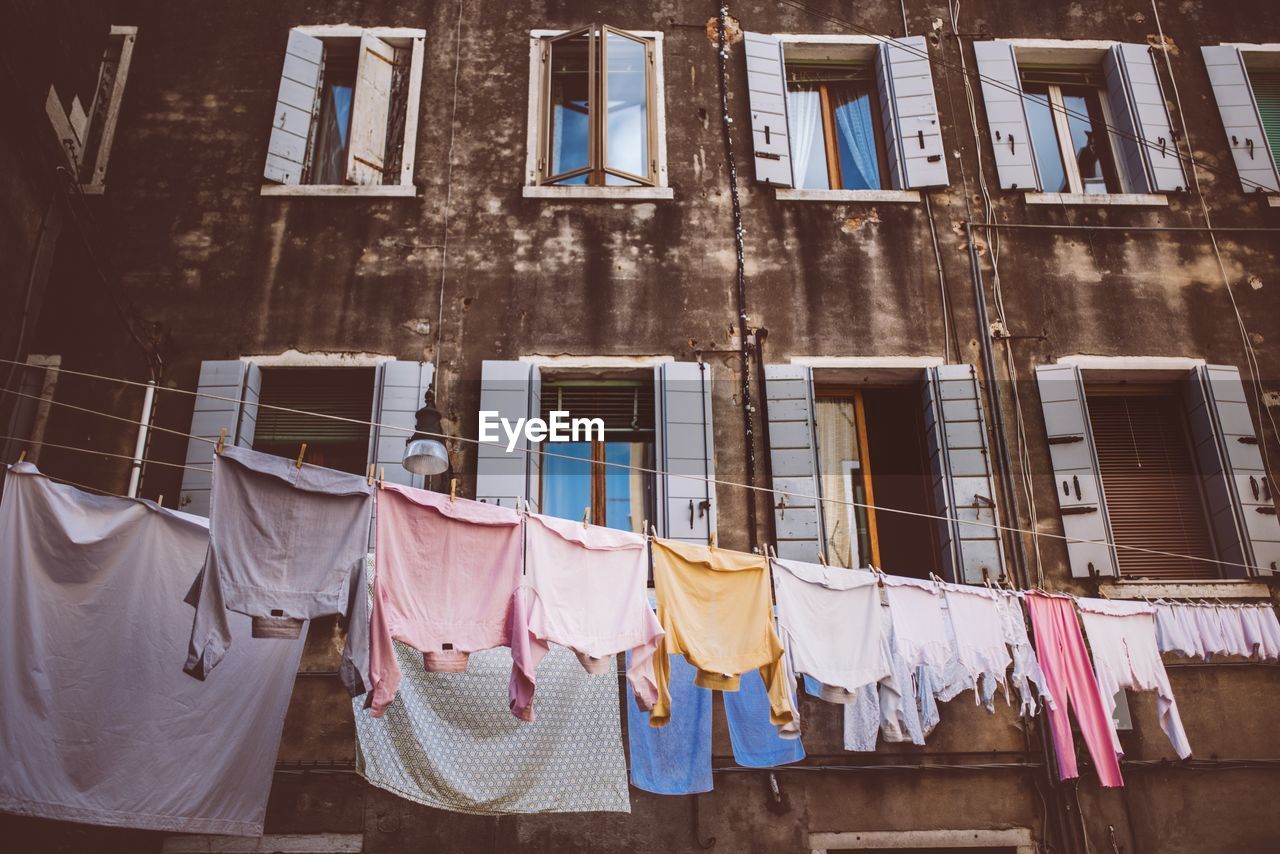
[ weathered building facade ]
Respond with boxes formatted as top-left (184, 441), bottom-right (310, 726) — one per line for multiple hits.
top-left (3, 0), bottom-right (1280, 852)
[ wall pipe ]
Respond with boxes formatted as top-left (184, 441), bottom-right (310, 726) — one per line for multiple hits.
top-left (126, 379), bottom-right (157, 498)
top-left (717, 3), bottom-right (760, 549)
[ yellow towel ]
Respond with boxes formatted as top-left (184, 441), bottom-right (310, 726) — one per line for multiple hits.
top-left (649, 538), bottom-right (795, 730)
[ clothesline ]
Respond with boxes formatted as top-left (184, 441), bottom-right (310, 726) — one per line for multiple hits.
top-left (0, 357), bottom-right (1264, 574)
top-left (0, 435), bottom-right (210, 475)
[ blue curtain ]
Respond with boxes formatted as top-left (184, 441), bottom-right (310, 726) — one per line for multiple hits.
top-left (832, 92), bottom-right (881, 190)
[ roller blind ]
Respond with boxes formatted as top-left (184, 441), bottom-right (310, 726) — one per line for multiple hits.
top-left (1087, 391), bottom-right (1217, 580)
top-left (1254, 71), bottom-right (1280, 174)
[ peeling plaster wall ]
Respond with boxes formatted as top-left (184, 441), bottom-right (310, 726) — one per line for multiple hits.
top-left (4, 1), bottom-right (1280, 852)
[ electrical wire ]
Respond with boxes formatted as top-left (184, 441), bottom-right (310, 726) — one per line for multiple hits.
top-left (773, 0), bottom-right (1279, 193)
top-left (0, 435), bottom-right (209, 474)
top-left (2, 385), bottom-right (216, 445)
top-left (432, 0), bottom-right (467, 378)
top-left (0, 357), bottom-right (1267, 576)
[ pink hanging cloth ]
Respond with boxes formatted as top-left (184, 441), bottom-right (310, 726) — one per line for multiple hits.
top-left (1025, 591), bottom-right (1124, 788)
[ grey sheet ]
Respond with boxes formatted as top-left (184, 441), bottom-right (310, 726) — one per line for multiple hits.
top-left (0, 463), bottom-right (305, 836)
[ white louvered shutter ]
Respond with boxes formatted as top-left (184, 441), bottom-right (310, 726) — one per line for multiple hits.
top-left (368, 361), bottom-right (434, 489)
top-left (655, 362), bottom-right (716, 544)
top-left (1106, 44), bottom-right (1185, 193)
top-left (474, 361), bottom-right (539, 509)
top-left (764, 364), bottom-right (824, 561)
top-left (179, 360), bottom-right (261, 517)
top-left (1201, 46), bottom-right (1280, 194)
top-left (923, 365), bottom-right (1005, 584)
top-left (264, 30), bottom-right (324, 185)
top-left (1187, 366), bottom-right (1280, 576)
top-left (877, 36), bottom-right (949, 189)
top-left (1035, 364), bottom-right (1117, 578)
top-left (346, 32), bottom-right (396, 186)
top-left (973, 41), bottom-right (1040, 191)
top-left (744, 32), bottom-right (795, 187)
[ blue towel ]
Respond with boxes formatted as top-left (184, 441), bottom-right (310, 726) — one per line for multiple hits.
top-left (626, 652), bottom-right (713, 795)
top-left (722, 669), bottom-right (806, 768)
top-left (802, 674), bottom-right (824, 698)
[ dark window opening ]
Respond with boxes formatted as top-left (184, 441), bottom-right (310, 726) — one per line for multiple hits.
top-left (815, 385), bottom-right (941, 578)
top-left (1086, 388), bottom-right (1218, 580)
top-left (538, 382), bottom-right (655, 534)
top-left (253, 367), bottom-right (374, 475)
top-left (309, 49), bottom-right (357, 185)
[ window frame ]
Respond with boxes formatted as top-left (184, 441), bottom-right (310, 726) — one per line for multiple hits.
top-left (1020, 75), bottom-right (1123, 195)
top-left (1233, 43), bottom-right (1280, 205)
top-left (261, 25), bottom-right (425, 198)
top-left (524, 28), bottom-right (671, 200)
top-left (783, 64), bottom-right (892, 192)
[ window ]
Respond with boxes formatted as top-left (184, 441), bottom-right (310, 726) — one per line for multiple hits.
top-left (813, 385), bottom-right (942, 577)
top-left (974, 41), bottom-right (1185, 197)
top-left (1021, 69), bottom-right (1121, 194)
top-left (786, 62), bottom-right (889, 190)
top-left (253, 367), bottom-right (375, 475)
top-left (744, 34), bottom-right (949, 194)
top-left (263, 27), bottom-right (424, 195)
top-left (43, 26), bottom-right (136, 192)
top-left (525, 27), bottom-right (670, 197)
top-left (538, 382), bottom-right (656, 534)
top-left (1251, 68), bottom-right (1280, 172)
top-left (1085, 387), bottom-right (1216, 579)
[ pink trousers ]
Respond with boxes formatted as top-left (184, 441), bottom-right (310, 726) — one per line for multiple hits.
top-left (1025, 592), bottom-right (1124, 788)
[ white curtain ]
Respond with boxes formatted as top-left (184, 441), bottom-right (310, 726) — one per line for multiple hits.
top-left (786, 86), bottom-right (824, 190)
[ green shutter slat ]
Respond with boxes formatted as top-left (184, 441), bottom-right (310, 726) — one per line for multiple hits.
top-left (1253, 71), bottom-right (1280, 172)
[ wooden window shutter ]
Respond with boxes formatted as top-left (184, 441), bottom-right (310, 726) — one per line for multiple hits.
top-left (1034, 364), bottom-right (1117, 577)
top-left (743, 32), bottom-right (795, 187)
top-left (1200, 46), bottom-right (1280, 193)
top-left (1088, 390), bottom-right (1216, 580)
top-left (179, 360), bottom-right (261, 516)
top-left (264, 29), bottom-right (324, 185)
top-left (876, 36), bottom-right (949, 189)
top-left (474, 361), bottom-right (540, 510)
top-left (346, 32), bottom-right (396, 186)
top-left (972, 41), bottom-right (1041, 191)
top-left (1107, 44), bottom-right (1186, 193)
top-left (1187, 365), bottom-right (1280, 576)
top-left (923, 364), bottom-right (1005, 584)
top-left (763, 364), bottom-right (825, 560)
top-left (654, 362), bottom-right (716, 544)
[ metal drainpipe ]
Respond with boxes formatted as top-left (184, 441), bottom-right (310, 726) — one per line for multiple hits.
top-left (126, 379), bottom-right (157, 498)
top-left (717, 3), bottom-right (759, 550)
top-left (754, 328), bottom-right (775, 548)
top-left (966, 223), bottom-right (1078, 854)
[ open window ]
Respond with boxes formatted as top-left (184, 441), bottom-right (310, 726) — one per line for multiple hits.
top-left (973, 41), bottom-right (1185, 197)
top-left (1036, 363), bottom-right (1280, 580)
top-left (263, 27), bottom-right (424, 195)
top-left (744, 33), bottom-right (949, 194)
top-left (538, 382), bottom-right (656, 534)
top-left (766, 364), bottom-right (1004, 584)
top-left (525, 27), bottom-right (669, 197)
top-left (1201, 45), bottom-right (1280, 195)
top-left (252, 368), bottom-right (375, 475)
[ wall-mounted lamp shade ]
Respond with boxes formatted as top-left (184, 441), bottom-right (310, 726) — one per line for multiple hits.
top-left (402, 438), bottom-right (450, 476)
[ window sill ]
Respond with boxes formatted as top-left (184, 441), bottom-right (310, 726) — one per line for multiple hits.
top-left (260, 184), bottom-right (419, 198)
top-left (1267, 196), bottom-right (1280, 208)
top-left (1024, 192), bottom-right (1168, 207)
top-left (774, 188), bottom-right (921, 203)
top-left (1097, 578), bottom-right (1272, 601)
top-left (522, 186), bottom-right (674, 201)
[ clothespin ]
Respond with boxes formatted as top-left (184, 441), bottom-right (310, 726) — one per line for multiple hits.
top-left (641, 518), bottom-right (649, 538)
top-left (16, 450), bottom-right (26, 464)
top-left (583, 507), bottom-right (591, 528)
top-left (295, 443), bottom-right (307, 469)
top-left (767, 544), bottom-right (778, 560)
top-left (156, 494), bottom-right (164, 508)
top-left (817, 551), bottom-right (827, 567)
top-left (215, 428), bottom-right (226, 455)
top-left (449, 477), bottom-right (458, 502)
top-left (649, 521), bottom-right (659, 538)
top-left (708, 531), bottom-right (716, 550)
top-left (378, 467), bottom-right (386, 489)
top-left (367, 463), bottom-right (375, 486)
